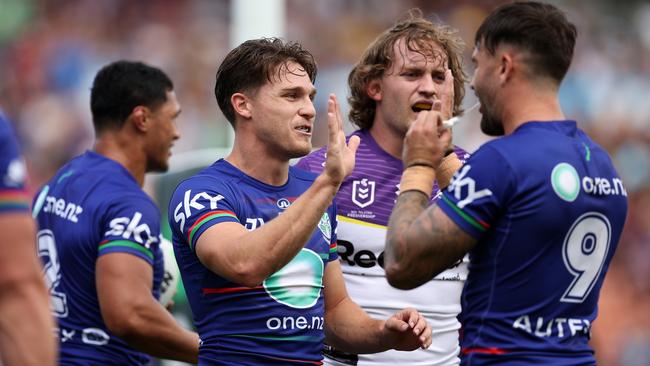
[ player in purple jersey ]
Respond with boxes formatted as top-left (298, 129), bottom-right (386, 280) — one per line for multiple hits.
top-left (168, 38), bottom-right (432, 365)
top-left (385, 2), bottom-right (628, 365)
top-left (0, 111), bottom-right (56, 365)
top-left (297, 11), bottom-right (469, 366)
top-left (32, 61), bottom-right (198, 365)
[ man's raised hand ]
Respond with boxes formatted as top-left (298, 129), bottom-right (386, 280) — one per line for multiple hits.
top-left (323, 94), bottom-right (360, 186)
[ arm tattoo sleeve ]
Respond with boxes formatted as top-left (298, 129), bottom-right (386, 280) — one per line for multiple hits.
top-left (385, 192), bottom-right (475, 289)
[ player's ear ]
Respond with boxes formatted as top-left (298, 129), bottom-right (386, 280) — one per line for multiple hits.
top-left (499, 52), bottom-right (514, 85)
top-left (367, 79), bottom-right (382, 102)
top-left (231, 93), bottom-right (252, 120)
top-left (131, 106), bottom-right (149, 132)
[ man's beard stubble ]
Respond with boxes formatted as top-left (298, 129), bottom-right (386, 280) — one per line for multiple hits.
top-left (477, 95), bottom-right (505, 136)
top-left (480, 113), bottom-right (505, 136)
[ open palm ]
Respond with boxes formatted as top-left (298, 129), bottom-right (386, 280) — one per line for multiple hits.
top-left (323, 94), bottom-right (360, 186)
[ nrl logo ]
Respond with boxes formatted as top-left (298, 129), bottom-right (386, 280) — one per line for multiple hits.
top-left (352, 178), bottom-right (375, 208)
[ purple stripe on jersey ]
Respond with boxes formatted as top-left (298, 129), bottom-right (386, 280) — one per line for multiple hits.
top-left (298, 129), bottom-right (469, 226)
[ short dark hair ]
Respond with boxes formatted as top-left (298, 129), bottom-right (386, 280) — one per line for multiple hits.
top-left (475, 1), bottom-right (577, 84)
top-left (214, 38), bottom-right (317, 127)
top-left (90, 60), bottom-right (173, 132)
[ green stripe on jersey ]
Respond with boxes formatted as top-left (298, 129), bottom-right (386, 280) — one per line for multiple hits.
top-left (441, 195), bottom-right (488, 232)
top-left (188, 212), bottom-right (238, 246)
top-left (99, 240), bottom-right (153, 260)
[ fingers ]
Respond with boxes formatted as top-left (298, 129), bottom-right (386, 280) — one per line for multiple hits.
top-left (409, 108), bottom-right (438, 134)
top-left (404, 308), bottom-right (420, 331)
top-left (402, 308), bottom-right (432, 349)
top-left (327, 94), bottom-right (343, 133)
top-left (333, 94), bottom-right (343, 132)
top-left (384, 313), bottom-right (410, 332)
top-left (327, 95), bottom-right (339, 145)
top-left (421, 109), bottom-right (443, 133)
top-left (419, 322), bottom-right (433, 349)
top-left (347, 135), bottom-right (361, 155)
top-left (383, 309), bottom-right (433, 351)
top-left (440, 69), bottom-right (455, 120)
top-left (411, 314), bottom-right (430, 347)
top-left (388, 308), bottom-right (420, 332)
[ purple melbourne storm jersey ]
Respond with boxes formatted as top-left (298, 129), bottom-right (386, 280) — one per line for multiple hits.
top-left (297, 129), bottom-right (469, 366)
top-left (32, 151), bottom-right (164, 365)
top-left (0, 112), bottom-right (29, 213)
top-left (168, 159), bottom-right (338, 365)
top-left (438, 121), bottom-right (628, 365)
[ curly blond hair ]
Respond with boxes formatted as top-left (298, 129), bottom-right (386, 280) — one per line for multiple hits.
top-left (348, 10), bottom-right (466, 130)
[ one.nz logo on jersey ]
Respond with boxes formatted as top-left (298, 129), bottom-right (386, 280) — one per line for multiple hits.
top-left (263, 248), bottom-right (324, 309)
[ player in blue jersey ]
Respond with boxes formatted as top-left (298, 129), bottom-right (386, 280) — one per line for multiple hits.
top-left (297, 11), bottom-right (469, 366)
top-left (32, 61), bottom-right (198, 365)
top-left (168, 38), bottom-right (432, 365)
top-left (0, 111), bottom-right (56, 365)
top-left (384, 2), bottom-right (628, 365)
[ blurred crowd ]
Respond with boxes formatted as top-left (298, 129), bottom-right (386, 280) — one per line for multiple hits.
top-left (0, 0), bottom-right (648, 364)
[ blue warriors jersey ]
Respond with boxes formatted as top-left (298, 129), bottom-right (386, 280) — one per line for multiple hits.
top-left (168, 159), bottom-right (338, 365)
top-left (32, 151), bottom-right (164, 365)
top-left (0, 112), bottom-right (29, 213)
top-left (438, 121), bottom-right (628, 365)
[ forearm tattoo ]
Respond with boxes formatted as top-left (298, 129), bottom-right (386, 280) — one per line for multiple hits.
top-left (386, 191), bottom-right (429, 270)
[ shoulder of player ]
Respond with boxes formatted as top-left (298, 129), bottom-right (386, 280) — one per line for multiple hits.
top-left (102, 186), bottom-right (159, 213)
top-left (295, 130), bottom-right (365, 169)
top-left (464, 140), bottom-right (517, 173)
top-left (290, 164), bottom-right (319, 182)
top-left (175, 164), bottom-right (239, 189)
top-left (295, 146), bottom-right (327, 171)
top-left (170, 164), bottom-right (242, 205)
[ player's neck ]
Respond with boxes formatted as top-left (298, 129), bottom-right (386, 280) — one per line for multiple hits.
top-left (226, 140), bottom-right (290, 187)
top-left (369, 120), bottom-right (404, 159)
top-left (93, 134), bottom-right (146, 187)
top-left (501, 86), bottom-right (565, 135)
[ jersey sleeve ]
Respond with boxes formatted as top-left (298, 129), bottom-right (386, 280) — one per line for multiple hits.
top-left (98, 195), bottom-right (161, 265)
top-left (168, 178), bottom-right (241, 253)
top-left (0, 114), bottom-right (30, 213)
top-left (327, 203), bottom-right (339, 262)
top-left (438, 144), bottom-right (515, 239)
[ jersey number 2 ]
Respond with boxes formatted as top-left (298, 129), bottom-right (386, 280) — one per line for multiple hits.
top-left (560, 212), bottom-right (611, 303)
top-left (37, 230), bottom-right (69, 317)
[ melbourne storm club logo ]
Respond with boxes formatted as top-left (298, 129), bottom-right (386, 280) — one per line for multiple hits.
top-left (352, 179), bottom-right (375, 208)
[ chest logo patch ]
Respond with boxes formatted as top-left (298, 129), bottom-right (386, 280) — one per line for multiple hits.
top-left (352, 178), bottom-right (375, 208)
top-left (318, 212), bottom-right (331, 243)
top-left (263, 248), bottom-right (324, 309)
top-left (276, 198), bottom-right (291, 209)
top-left (551, 162), bottom-right (580, 202)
